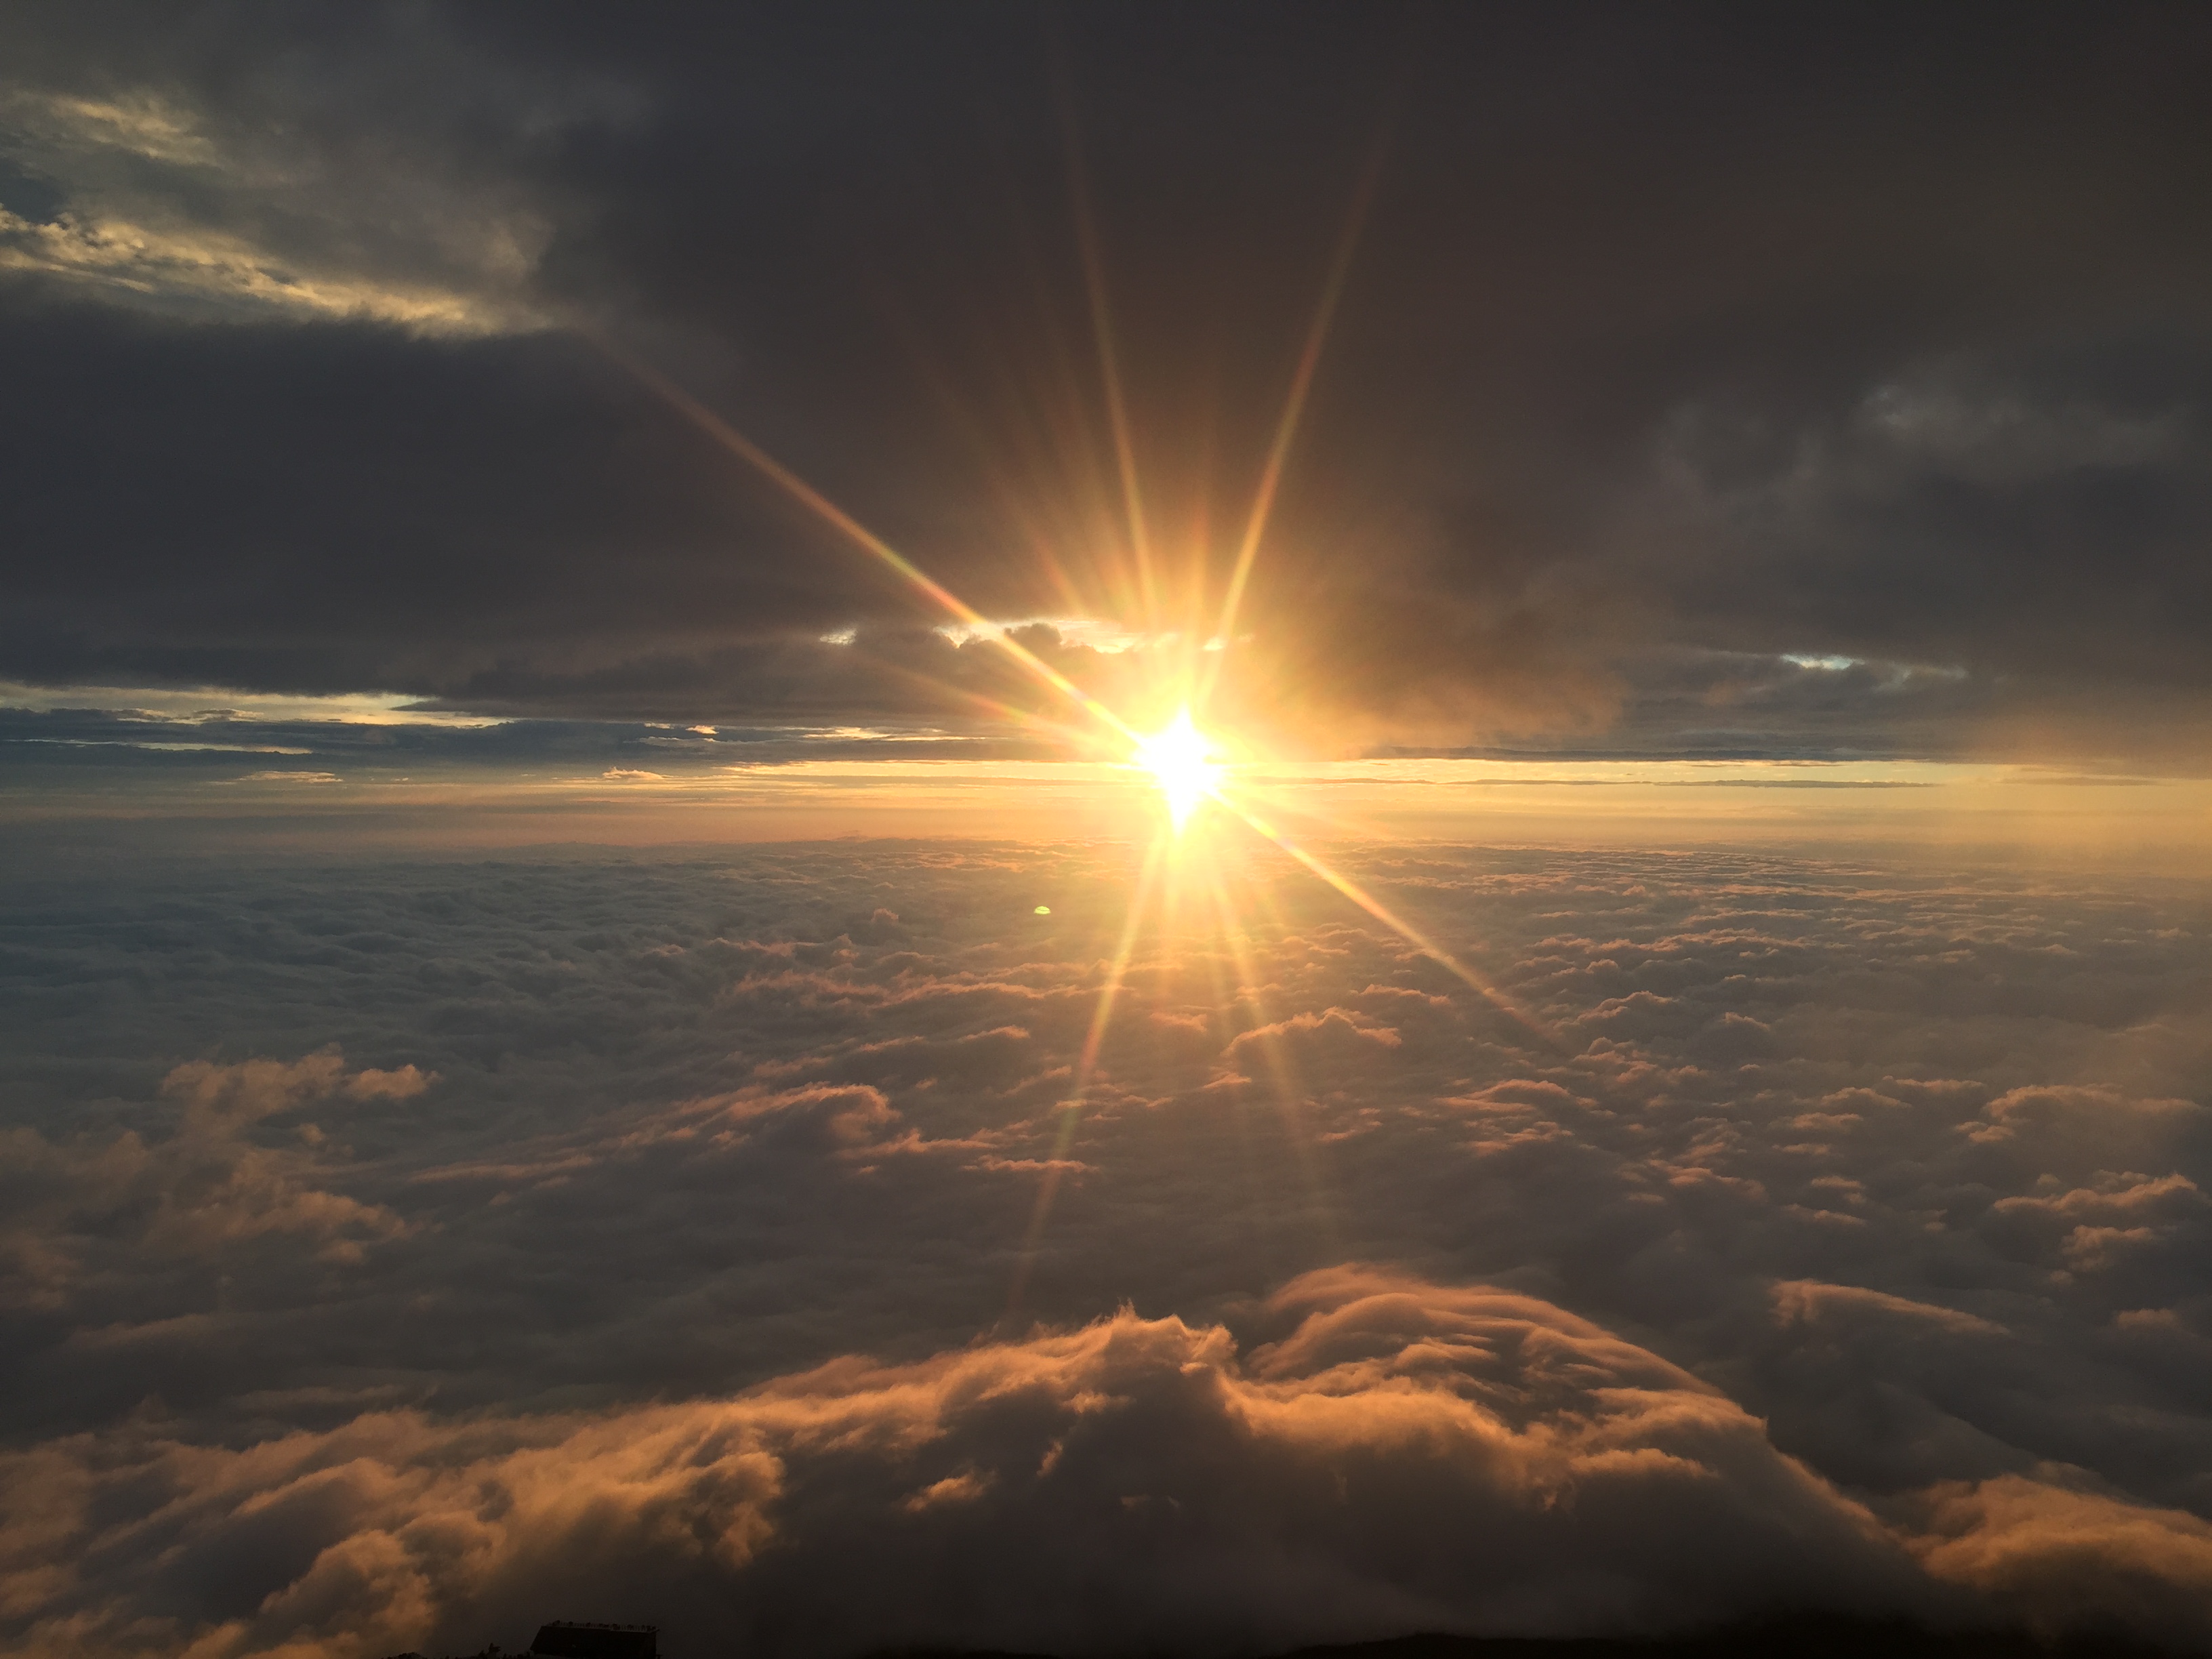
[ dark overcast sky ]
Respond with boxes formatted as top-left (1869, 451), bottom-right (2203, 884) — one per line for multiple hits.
top-left (3, 3), bottom-right (2209, 760)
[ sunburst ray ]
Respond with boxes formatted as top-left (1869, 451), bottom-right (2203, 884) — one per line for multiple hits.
top-left (571, 121), bottom-right (1555, 1326)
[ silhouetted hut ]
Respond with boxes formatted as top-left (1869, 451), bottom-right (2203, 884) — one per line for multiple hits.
top-left (528, 1623), bottom-right (658, 1659)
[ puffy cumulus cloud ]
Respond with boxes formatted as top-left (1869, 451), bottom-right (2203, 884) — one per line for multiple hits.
top-left (3, 840), bottom-right (2212, 1650)
top-left (1218, 1007), bottom-right (1403, 1085)
top-left (0, 1050), bottom-right (425, 1315)
top-left (1, 1272), bottom-right (1942, 1659)
top-left (1910, 1477), bottom-right (2212, 1649)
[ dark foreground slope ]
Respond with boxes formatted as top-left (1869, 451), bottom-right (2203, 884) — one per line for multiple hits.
top-left (1277, 1625), bottom-right (2173, 1658)
top-left (877, 1620), bottom-right (2178, 1659)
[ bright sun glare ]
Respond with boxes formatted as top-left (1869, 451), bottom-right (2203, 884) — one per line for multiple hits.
top-left (1134, 708), bottom-right (1221, 830)
top-left (603, 153), bottom-right (1551, 1319)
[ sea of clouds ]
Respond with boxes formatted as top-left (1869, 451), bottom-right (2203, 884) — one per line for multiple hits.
top-left (3, 839), bottom-right (2209, 1657)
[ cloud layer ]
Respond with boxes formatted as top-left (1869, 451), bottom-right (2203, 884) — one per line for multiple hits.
top-left (3, 838), bottom-right (2209, 1653)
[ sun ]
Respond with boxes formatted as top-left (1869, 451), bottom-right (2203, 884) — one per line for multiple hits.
top-left (1134, 707), bottom-right (1221, 830)
top-left (600, 162), bottom-right (1553, 1326)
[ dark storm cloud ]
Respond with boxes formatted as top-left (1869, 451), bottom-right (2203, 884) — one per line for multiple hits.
top-left (2, 3), bottom-right (2210, 756)
top-left (4, 842), bottom-right (2212, 1652)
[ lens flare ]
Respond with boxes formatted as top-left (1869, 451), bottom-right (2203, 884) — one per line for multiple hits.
top-left (1135, 708), bottom-right (1220, 829)
top-left (578, 125), bottom-right (1563, 1332)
